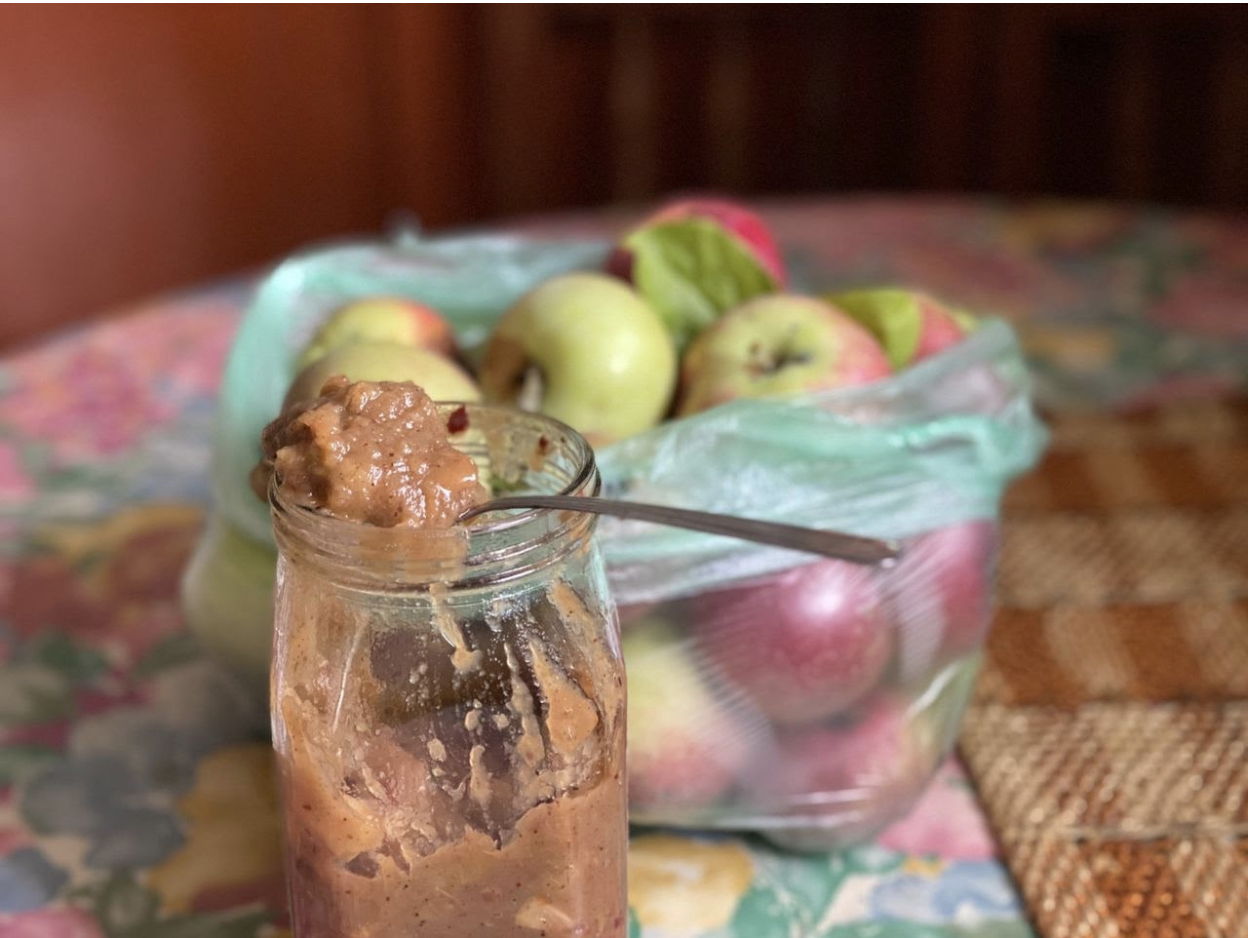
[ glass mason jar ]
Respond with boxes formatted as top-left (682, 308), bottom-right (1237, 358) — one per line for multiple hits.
top-left (269, 404), bottom-right (627, 938)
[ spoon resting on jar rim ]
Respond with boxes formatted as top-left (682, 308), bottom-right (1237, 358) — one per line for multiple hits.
top-left (458, 495), bottom-right (900, 565)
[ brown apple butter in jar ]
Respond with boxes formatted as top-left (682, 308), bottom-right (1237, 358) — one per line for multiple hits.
top-left (258, 379), bottom-right (627, 938)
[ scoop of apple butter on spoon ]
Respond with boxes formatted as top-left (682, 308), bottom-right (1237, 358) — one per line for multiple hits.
top-left (458, 495), bottom-right (899, 565)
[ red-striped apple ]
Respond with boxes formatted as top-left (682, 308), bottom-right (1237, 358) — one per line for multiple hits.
top-left (606, 199), bottom-right (787, 350)
top-left (828, 288), bottom-right (976, 370)
top-left (746, 695), bottom-right (936, 851)
top-left (607, 198), bottom-right (787, 287)
top-left (677, 294), bottom-right (891, 416)
top-left (297, 296), bottom-right (457, 369)
top-left (690, 559), bottom-right (892, 725)
top-left (889, 521), bottom-right (997, 679)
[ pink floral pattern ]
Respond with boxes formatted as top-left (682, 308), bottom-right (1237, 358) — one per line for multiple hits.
top-left (0, 445), bottom-right (33, 504)
top-left (878, 761), bottom-right (999, 860)
top-left (1149, 273), bottom-right (1248, 339)
top-left (0, 908), bottom-right (105, 938)
top-left (4, 506), bottom-right (203, 669)
top-left (2, 344), bottom-right (168, 458)
top-left (0, 296), bottom-right (238, 462)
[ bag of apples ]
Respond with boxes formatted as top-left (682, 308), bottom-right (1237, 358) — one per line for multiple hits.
top-left (193, 200), bottom-right (1047, 851)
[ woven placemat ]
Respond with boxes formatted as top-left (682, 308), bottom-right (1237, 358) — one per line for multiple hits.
top-left (959, 396), bottom-right (1248, 937)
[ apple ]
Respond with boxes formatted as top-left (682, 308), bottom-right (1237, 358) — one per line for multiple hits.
top-left (607, 198), bottom-right (787, 287)
top-left (888, 521), bottom-right (997, 679)
top-left (181, 513), bottom-right (277, 692)
top-left (828, 288), bottom-right (976, 370)
top-left (616, 599), bottom-right (666, 632)
top-left (478, 273), bottom-right (677, 447)
top-left (676, 294), bottom-right (891, 416)
top-left (296, 296), bottom-right (456, 369)
top-left (284, 341), bottom-right (482, 409)
top-left (617, 593), bottom-right (695, 635)
top-left (690, 559), bottom-right (892, 725)
top-left (624, 618), bottom-right (757, 814)
top-left (747, 696), bottom-right (936, 851)
top-left (604, 199), bottom-right (787, 350)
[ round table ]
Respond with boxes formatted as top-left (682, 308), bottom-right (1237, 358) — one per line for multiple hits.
top-left (1, 197), bottom-right (1245, 938)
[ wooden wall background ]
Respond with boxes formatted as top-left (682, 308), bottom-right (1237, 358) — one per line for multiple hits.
top-left (2, 4), bottom-right (1246, 349)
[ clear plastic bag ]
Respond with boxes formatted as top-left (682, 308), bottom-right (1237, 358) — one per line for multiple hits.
top-left (187, 232), bottom-right (1047, 849)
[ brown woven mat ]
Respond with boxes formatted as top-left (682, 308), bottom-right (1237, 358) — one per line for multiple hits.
top-left (959, 396), bottom-right (1248, 938)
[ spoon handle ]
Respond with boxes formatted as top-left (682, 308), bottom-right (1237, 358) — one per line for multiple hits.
top-left (459, 495), bottom-right (899, 565)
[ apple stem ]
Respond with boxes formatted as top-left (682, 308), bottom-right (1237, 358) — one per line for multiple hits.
top-left (776, 350), bottom-right (812, 369)
top-left (748, 347), bottom-right (811, 376)
top-left (517, 365), bottom-right (545, 413)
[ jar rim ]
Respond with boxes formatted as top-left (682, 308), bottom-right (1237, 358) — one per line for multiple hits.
top-left (268, 402), bottom-right (601, 587)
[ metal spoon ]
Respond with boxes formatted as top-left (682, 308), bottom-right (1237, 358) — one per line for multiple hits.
top-left (458, 495), bottom-right (899, 565)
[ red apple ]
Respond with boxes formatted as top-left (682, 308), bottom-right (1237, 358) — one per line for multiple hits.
top-left (747, 696), bottom-right (936, 851)
top-left (296, 296), bottom-right (457, 369)
top-left (623, 619), bottom-right (758, 815)
top-left (888, 521), bottom-right (997, 679)
top-left (690, 560), bottom-right (892, 725)
top-left (607, 198), bottom-right (787, 287)
top-left (828, 288), bottom-right (976, 370)
top-left (676, 294), bottom-right (892, 416)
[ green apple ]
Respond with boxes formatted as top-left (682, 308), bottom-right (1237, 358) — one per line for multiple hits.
top-left (677, 294), bottom-right (891, 416)
top-left (478, 272), bottom-right (677, 446)
top-left (828, 288), bottom-right (976, 370)
top-left (296, 296), bottom-right (456, 370)
top-left (284, 341), bottom-right (482, 409)
top-left (181, 513), bottom-right (277, 692)
top-left (624, 619), bottom-right (753, 813)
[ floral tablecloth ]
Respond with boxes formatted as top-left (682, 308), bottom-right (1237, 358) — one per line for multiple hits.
top-left (2, 197), bottom-right (1246, 938)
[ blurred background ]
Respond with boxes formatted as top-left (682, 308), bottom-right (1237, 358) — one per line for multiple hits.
top-left (3, 4), bottom-right (1246, 350)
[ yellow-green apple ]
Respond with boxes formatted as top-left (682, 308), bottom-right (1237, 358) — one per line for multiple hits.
top-left (888, 521), bottom-right (997, 680)
top-left (676, 294), bottom-right (891, 416)
top-left (296, 296), bottom-right (456, 369)
top-left (616, 598), bottom-right (674, 632)
top-left (605, 199), bottom-right (786, 349)
top-left (478, 273), bottom-right (677, 446)
top-left (690, 559), bottom-right (892, 725)
top-left (181, 513), bottom-right (277, 690)
top-left (624, 618), bottom-right (757, 815)
top-left (746, 695), bottom-right (936, 851)
top-left (284, 341), bottom-right (481, 409)
top-left (828, 288), bottom-right (976, 370)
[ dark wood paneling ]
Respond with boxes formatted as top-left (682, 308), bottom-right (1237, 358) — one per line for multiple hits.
top-left (0, 5), bottom-right (474, 349)
top-left (367, 5), bottom-right (482, 229)
top-left (2, 4), bottom-right (1246, 350)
